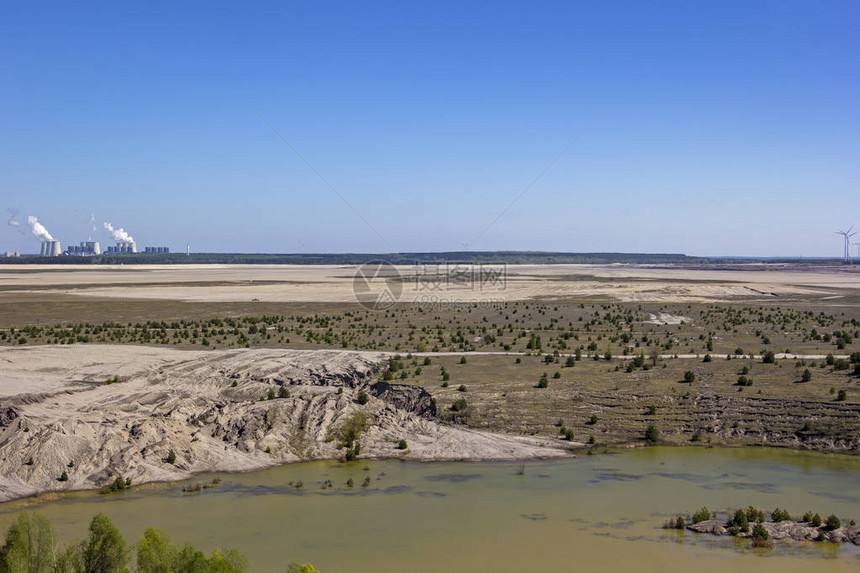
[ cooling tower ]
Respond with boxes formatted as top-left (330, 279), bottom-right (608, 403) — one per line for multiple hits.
top-left (48, 241), bottom-right (61, 257)
top-left (39, 242), bottom-right (47, 257)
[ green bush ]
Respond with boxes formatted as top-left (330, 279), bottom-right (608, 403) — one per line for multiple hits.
top-left (166, 450), bottom-right (177, 465)
top-left (356, 390), bottom-right (369, 405)
top-left (771, 508), bottom-right (790, 522)
top-left (644, 423), bottom-right (659, 444)
top-left (812, 513), bottom-right (822, 527)
top-left (826, 514), bottom-right (841, 530)
top-left (729, 508), bottom-right (749, 533)
top-left (396, 439), bottom-right (407, 450)
top-left (692, 507), bottom-right (711, 524)
top-left (683, 371), bottom-right (695, 383)
top-left (801, 368), bottom-right (812, 382)
top-left (451, 398), bottom-right (467, 412)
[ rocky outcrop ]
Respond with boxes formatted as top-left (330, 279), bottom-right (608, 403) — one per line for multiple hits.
top-left (686, 518), bottom-right (860, 545)
top-left (370, 381), bottom-right (436, 419)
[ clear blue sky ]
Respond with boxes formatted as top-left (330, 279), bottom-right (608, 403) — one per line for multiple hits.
top-left (2, 1), bottom-right (858, 256)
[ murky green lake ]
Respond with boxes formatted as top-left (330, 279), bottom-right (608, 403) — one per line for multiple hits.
top-left (2, 447), bottom-right (859, 572)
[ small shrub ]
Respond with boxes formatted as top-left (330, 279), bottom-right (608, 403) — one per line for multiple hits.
top-left (587, 414), bottom-right (598, 425)
top-left (356, 390), bottom-right (370, 405)
top-left (396, 439), bottom-right (408, 450)
top-left (457, 384), bottom-right (468, 392)
top-left (683, 370), bottom-right (695, 383)
top-left (801, 368), bottom-right (812, 382)
top-left (166, 449), bottom-right (177, 464)
top-left (58, 471), bottom-right (68, 482)
top-left (729, 508), bottom-right (749, 533)
top-left (277, 386), bottom-right (289, 399)
top-left (563, 429), bottom-right (574, 441)
top-left (703, 354), bottom-right (711, 363)
top-left (812, 513), bottom-right (822, 527)
top-left (771, 508), bottom-right (791, 522)
top-left (751, 523), bottom-right (770, 547)
top-left (692, 507), bottom-right (711, 524)
top-left (644, 423), bottom-right (659, 444)
top-left (459, 356), bottom-right (467, 364)
top-left (826, 514), bottom-right (841, 530)
top-left (675, 516), bottom-right (685, 530)
top-left (451, 398), bottom-right (467, 412)
top-left (836, 389), bottom-right (847, 401)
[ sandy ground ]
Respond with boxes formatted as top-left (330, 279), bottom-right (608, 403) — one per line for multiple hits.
top-left (0, 345), bottom-right (571, 502)
top-left (0, 263), bottom-right (857, 303)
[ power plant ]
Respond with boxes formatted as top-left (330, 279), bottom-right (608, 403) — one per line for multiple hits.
top-left (66, 241), bottom-right (101, 256)
top-left (39, 240), bottom-right (62, 257)
top-left (21, 215), bottom-right (169, 257)
top-left (105, 241), bottom-right (137, 253)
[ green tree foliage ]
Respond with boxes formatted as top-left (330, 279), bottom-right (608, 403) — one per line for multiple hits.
top-left (165, 450), bottom-right (176, 465)
top-left (771, 508), bottom-right (791, 522)
top-left (801, 368), bottom-right (812, 382)
top-left (356, 390), bottom-right (369, 405)
top-left (644, 423), bottom-right (659, 444)
top-left (692, 507), bottom-right (710, 524)
top-left (826, 515), bottom-right (841, 530)
top-left (751, 522), bottom-right (770, 547)
top-left (683, 371), bottom-right (695, 383)
top-left (0, 512), bottom-right (57, 573)
top-left (728, 509), bottom-right (749, 533)
top-left (286, 564), bottom-right (320, 573)
top-left (77, 513), bottom-right (129, 573)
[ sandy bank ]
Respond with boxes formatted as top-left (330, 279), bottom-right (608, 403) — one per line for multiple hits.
top-left (0, 345), bottom-right (571, 503)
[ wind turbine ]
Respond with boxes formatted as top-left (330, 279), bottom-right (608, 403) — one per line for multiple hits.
top-left (835, 226), bottom-right (856, 264)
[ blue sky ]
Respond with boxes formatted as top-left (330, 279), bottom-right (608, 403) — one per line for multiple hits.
top-left (2, 1), bottom-right (858, 256)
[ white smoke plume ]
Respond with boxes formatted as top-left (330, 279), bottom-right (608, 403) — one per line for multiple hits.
top-left (27, 216), bottom-right (54, 242)
top-left (90, 213), bottom-right (97, 231)
top-left (104, 222), bottom-right (134, 243)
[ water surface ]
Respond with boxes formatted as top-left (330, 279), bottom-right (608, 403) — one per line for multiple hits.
top-left (1, 447), bottom-right (859, 572)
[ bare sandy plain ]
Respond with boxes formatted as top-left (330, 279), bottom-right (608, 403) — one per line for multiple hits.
top-left (1, 262), bottom-right (858, 502)
top-left (0, 263), bottom-right (858, 304)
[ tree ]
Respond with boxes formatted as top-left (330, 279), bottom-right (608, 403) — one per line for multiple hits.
top-left (277, 386), bottom-right (289, 399)
top-left (644, 424), bottom-right (659, 444)
top-left (683, 371), bottom-right (695, 383)
top-left (286, 564), bottom-right (320, 573)
top-left (836, 389), bottom-right (847, 401)
top-left (79, 514), bottom-right (129, 573)
top-left (729, 508), bottom-right (749, 533)
top-left (801, 368), bottom-right (812, 382)
top-left (751, 522), bottom-right (770, 547)
top-left (826, 514), bottom-right (841, 530)
top-left (137, 528), bottom-right (174, 573)
top-left (762, 350), bottom-right (776, 364)
top-left (0, 512), bottom-right (57, 573)
top-left (166, 450), bottom-right (176, 465)
top-left (207, 548), bottom-right (248, 573)
top-left (356, 390), bottom-right (369, 405)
